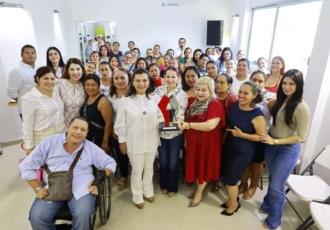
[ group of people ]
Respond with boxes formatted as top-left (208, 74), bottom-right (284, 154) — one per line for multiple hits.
top-left (8, 37), bottom-right (310, 230)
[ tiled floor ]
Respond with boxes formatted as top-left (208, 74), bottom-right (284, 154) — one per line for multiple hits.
top-left (0, 144), bottom-right (313, 230)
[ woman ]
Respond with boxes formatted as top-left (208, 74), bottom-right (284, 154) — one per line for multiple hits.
top-left (57, 58), bottom-right (86, 126)
top-left (99, 45), bottom-right (110, 62)
top-left (99, 61), bottom-right (112, 97)
top-left (114, 68), bottom-right (163, 209)
top-left (221, 81), bottom-right (266, 216)
top-left (131, 47), bottom-right (141, 64)
top-left (22, 66), bottom-right (65, 154)
top-left (166, 48), bottom-right (175, 58)
top-left (79, 74), bottom-right (112, 152)
top-left (265, 56), bottom-right (285, 93)
top-left (215, 73), bottom-right (237, 116)
top-left (206, 60), bottom-right (219, 80)
top-left (105, 41), bottom-right (112, 53)
top-left (109, 68), bottom-right (131, 190)
top-left (90, 51), bottom-right (100, 73)
top-left (197, 54), bottom-right (209, 76)
top-left (224, 59), bottom-right (236, 77)
top-left (217, 47), bottom-right (233, 73)
top-left (182, 66), bottom-right (200, 98)
top-left (236, 49), bottom-right (244, 62)
top-left (179, 47), bottom-right (193, 73)
top-left (257, 57), bottom-right (268, 73)
top-left (205, 47), bottom-right (212, 56)
top-left (85, 61), bottom-right (96, 75)
top-left (135, 57), bottom-right (147, 70)
top-left (154, 67), bottom-right (188, 197)
top-left (179, 76), bottom-right (226, 207)
top-left (122, 52), bottom-right (134, 73)
top-left (230, 58), bottom-right (250, 95)
top-left (260, 69), bottom-right (310, 229)
top-left (239, 70), bottom-right (275, 199)
top-left (148, 63), bottom-right (163, 92)
top-left (109, 55), bottom-right (121, 71)
top-left (46, 47), bottom-right (65, 79)
top-left (160, 54), bottom-right (171, 76)
top-left (192, 49), bottom-right (202, 66)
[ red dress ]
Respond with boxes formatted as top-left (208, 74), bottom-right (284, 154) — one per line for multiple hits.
top-left (184, 98), bottom-right (226, 183)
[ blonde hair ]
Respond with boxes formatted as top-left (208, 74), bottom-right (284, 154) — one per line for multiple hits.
top-left (195, 76), bottom-right (216, 98)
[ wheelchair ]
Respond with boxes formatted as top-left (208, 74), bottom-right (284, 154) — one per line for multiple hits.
top-left (54, 170), bottom-right (112, 230)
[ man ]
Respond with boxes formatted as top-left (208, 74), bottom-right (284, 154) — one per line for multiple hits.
top-left (124, 40), bottom-right (135, 56)
top-left (175, 37), bottom-right (186, 59)
top-left (19, 116), bottom-right (116, 230)
top-left (7, 44), bottom-right (36, 118)
top-left (112, 41), bottom-right (124, 62)
top-left (92, 34), bottom-right (104, 52)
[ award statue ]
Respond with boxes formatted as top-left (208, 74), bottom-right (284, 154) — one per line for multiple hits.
top-left (158, 95), bottom-right (180, 131)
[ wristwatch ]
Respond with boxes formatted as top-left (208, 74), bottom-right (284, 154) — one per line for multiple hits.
top-left (34, 186), bottom-right (43, 193)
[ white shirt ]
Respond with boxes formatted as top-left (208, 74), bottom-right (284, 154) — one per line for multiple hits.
top-left (230, 76), bottom-right (249, 95)
top-left (114, 94), bottom-right (163, 155)
top-left (6, 62), bottom-right (36, 114)
top-left (108, 94), bottom-right (125, 122)
top-left (21, 87), bottom-right (65, 149)
top-left (57, 79), bottom-right (86, 126)
top-left (100, 82), bottom-right (110, 97)
top-left (153, 85), bottom-right (188, 139)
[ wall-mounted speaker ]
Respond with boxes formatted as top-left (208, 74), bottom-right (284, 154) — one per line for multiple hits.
top-left (207, 20), bottom-right (223, 46)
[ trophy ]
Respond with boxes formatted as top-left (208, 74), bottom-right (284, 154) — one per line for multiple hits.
top-left (158, 95), bottom-right (180, 131)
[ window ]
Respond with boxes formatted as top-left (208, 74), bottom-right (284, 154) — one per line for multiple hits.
top-left (247, 1), bottom-right (322, 74)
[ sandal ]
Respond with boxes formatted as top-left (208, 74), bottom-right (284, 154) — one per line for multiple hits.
top-left (243, 187), bottom-right (257, 200)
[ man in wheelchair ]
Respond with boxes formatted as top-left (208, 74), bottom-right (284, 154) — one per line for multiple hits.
top-left (19, 116), bottom-right (116, 230)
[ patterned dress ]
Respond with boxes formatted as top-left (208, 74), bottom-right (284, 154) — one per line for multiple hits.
top-left (57, 78), bottom-right (85, 126)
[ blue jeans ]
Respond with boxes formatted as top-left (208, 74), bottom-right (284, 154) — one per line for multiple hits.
top-left (29, 193), bottom-right (96, 230)
top-left (158, 134), bottom-right (184, 192)
top-left (261, 143), bottom-right (300, 229)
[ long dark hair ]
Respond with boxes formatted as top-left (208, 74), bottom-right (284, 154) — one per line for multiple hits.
top-left (62, 58), bottom-right (86, 82)
top-left (46, 47), bottom-right (65, 73)
top-left (181, 66), bottom-right (200, 91)
top-left (218, 47), bottom-right (232, 64)
top-left (127, 68), bottom-right (153, 98)
top-left (192, 49), bottom-right (202, 65)
top-left (271, 69), bottom-right (304, 127)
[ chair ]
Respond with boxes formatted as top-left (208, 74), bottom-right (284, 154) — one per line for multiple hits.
top-left (310, 201), bottom-right (330, 230)
top-left (54, 170), bottom-right (112, 230)
top-left (285, 145), bottom-right (330, 228)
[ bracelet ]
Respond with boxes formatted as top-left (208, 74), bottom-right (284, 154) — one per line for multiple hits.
top-left (187, 122), bottom-right (190, 130)
top-left (34, 186), bottom-right (43, 193)
top-left (274, 139), bottom-right (279, 145)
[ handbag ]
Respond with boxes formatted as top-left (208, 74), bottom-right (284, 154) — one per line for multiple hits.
top-left (44, 147), bottom-right (84, 201)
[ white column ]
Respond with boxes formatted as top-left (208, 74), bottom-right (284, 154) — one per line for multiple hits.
top-left (300, 0), bottom-right (330, 170)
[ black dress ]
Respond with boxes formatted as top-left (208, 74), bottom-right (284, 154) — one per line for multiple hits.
top-left (222, 102), bottom-right (264, 186)
top-left (79, 94), bottom-right (105, 147)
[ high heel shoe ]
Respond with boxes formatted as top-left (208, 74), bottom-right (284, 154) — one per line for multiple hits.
top-left (220, 203), bottom-right (241, 216)
top-left (188, 200), bottom-right (202, 208)
top-left (220, 197), bottom-right (240, 209)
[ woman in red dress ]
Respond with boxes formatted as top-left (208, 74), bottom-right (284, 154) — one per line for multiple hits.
top-left (179, 76), bottom-right (226, 207)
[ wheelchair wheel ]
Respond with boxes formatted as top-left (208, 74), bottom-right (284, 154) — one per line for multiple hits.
top-left (98, 176), bottom-right (111, 225)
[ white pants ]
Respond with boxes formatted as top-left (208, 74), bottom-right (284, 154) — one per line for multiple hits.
top-left (127, 152), bottom-right (156, 204)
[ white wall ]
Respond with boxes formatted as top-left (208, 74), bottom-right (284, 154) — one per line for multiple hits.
top-left (0, 0), bottom-right (66, 142)
top-left (62, 0), bottom-right (232, 57)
